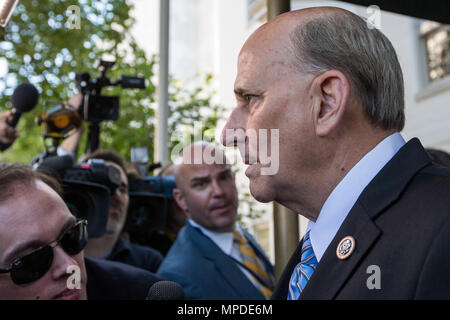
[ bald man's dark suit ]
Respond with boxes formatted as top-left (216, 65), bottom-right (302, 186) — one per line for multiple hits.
top-left (272, 138), bottom-right (450, 300)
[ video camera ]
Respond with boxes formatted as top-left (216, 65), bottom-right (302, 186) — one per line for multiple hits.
top-left (36, 153), bottom-right (177, 251)
top-left (36, 155), bottom-right (121, 238)
top-left (36, 59), bottom-right (146, 153)
top-left (76, 60), bottom-right (146, 122)
top-left (124, 176), bottom-right (176, 248)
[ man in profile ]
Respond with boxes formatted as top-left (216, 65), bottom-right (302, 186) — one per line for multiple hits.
top-left (221, 7), bottom-right (450, 299)
top-left (157, 142), bottom-right (274, 300)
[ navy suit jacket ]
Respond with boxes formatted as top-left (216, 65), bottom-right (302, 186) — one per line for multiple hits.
top-left (272, 138), bottom-right (450, 300)
top-left (85, 257), bottom-right (165, 300)
top-left (157, 223), bottom-right (274, 300)
top-left (106, 236), bottom-right (163, 273)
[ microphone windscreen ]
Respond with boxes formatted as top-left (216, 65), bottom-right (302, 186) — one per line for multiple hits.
top-left (11, 83), bottom-right (39, 113)
top-left (36, 155), bottom-right (74, 178)
top-left (146, 281), bottom-right (185, 300)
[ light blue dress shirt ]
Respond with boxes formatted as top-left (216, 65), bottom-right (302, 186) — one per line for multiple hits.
top-left (187, 219), bottom-right (239, 257)
top-left (308, 132), bottom-right (406, 262)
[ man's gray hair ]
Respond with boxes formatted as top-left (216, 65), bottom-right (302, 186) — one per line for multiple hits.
top-left (289, 10), bottom-right (405, 131)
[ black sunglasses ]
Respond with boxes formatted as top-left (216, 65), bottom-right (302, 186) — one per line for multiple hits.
top-left (0, 219), bottom-right (88, 285)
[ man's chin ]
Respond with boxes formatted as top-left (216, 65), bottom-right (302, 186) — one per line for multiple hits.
top-left (249, 179), bottom-right (275, 203)
top-left (105, 223), bottom-right (122, 235)
top-left (106, 215), bottom-right (126, 235)
top-left (211, 220), bottom-right (236, 233)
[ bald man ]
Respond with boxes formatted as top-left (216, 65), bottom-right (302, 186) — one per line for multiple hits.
top-left (221, 7), bottom-right (450, 299)
top-left (157, 142), bottom-right (274, 300)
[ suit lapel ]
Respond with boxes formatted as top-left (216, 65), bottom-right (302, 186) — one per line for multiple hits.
top-left (300, 202), bottom-right (380, 299)
top-left (358, 138), bottom-right (431, 219)
top-left (300, 138), bottom-right (432, 299)
top-left (187, 224), bottom-right (265, 299)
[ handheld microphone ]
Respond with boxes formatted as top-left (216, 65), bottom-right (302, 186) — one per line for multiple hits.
top-left (146, 281), bottom-right (185, 300)
top-left (0, 83), bottom-right (39, 151)
top-left (9, 82), bottom-right (39, 126)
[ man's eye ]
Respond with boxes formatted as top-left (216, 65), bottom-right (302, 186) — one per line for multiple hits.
top-left (245, 95), bottom-right (256, 102)
top-left (193, 181), bottom-right (206, 187)
top-left (221, 172), bottom-right (232, 180)
top-left (119, 186), bottom-right (128, 193)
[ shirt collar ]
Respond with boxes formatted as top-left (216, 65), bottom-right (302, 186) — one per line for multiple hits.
top-left (309, 132), bottom-right (406, 262)
top-left (188, 219), bottom-right (235, 255)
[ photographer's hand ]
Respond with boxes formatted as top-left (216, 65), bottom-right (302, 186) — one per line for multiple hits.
top-left (0, 111), bottom-right (19, 146)
top-left (59, 93), bottom-right (84, 156)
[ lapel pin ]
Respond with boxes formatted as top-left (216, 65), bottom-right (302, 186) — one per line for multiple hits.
top-left (336, 236), bottom-right (356, 260)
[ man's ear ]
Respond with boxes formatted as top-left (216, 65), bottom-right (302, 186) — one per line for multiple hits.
top-left (311, 70), bottom-right (350, 137)
top-left (173, 188), bottom-right (190, 217)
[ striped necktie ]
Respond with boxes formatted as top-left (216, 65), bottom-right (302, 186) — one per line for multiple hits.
top-left (288, 230), bottom-right (318, 300)
top-left (233, 230), bottom-right (274, 299)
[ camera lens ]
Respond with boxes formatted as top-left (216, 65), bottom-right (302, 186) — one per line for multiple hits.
top-left (64, 190), bottom-right (93, 220)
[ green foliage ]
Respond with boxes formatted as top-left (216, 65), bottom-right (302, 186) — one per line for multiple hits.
top-left (236, 188), bottom-right (266, 229)
top-left (167, 73), bottom-right (223, 157)
top-left (0, 0), bottom-right (221, 164)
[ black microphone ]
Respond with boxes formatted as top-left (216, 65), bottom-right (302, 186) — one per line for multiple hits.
top-left (9, 83), bottom-right (39, 127)
top-left (0, 83), bottom-right (39, 151)
top-left (146, 281), bottom-right (185, 300)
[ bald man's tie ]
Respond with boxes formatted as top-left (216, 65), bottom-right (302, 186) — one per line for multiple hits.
top-left (233, 230), bottom-right (274, 299)
top-left (288, 230), bottom-right (318, 300)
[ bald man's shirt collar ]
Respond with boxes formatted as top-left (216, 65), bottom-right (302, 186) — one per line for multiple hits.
top-left (187, 219), bottom-right (236, 255)
top-left (308, 132), bottom-right (406, 262)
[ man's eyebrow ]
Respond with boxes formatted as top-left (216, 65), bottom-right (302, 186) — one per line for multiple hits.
top-left (58, 216), bottom-right (77, 238)
top-left (234, 87), bottom-right (262, 97)
top-left (216, 169), bottom-right (233, 179)
top-left (3, 216), bottom-right (76, 266)
top-left (217, 167), bottom-right (232, 175)
top-left (191, 175), bottom-right (210, 181)
top-left (234, 88), bottom-right (249, 96)
top-left (190, 174), bottom-right (212, 183)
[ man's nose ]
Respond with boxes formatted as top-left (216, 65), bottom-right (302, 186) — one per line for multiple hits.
top-left (221, 108), bottom-right (245, 147)
top-left (211, 180), bottom-right (225, 197)
top-left (51, 245), bottom-right (79, 281)
top-left (112, 187), bottom-right (123, 201)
